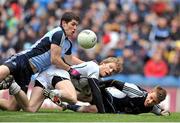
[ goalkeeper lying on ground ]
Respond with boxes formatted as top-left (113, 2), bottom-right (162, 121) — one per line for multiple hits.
top-left (65, 79), bottom-right (170, 116)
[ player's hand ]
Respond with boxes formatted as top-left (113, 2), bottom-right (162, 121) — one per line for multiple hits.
top-left (68, 68), bottom-right (81, 79)
top-left (161, 109), bottom-right (170, 116)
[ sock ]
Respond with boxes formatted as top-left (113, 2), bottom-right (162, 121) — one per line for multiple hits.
top-left (67, 104), bottom-right (81, 112)
top-left (9, 81), bottom-right (21, 95)
top-left (52, 89), bottom-right (62, 98)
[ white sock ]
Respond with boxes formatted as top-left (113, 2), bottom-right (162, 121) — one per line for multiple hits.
top-left (9, 81), bottom-right (21, 95)
top-left (51, 89), bottom-right (62, 98)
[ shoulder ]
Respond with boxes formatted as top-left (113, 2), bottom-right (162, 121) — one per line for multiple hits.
top-left (77, 61), bottom-right (99, 70)
top-left (86, 61), bottom-right (99, 78)
top-left (84, 61), bottom-right (99, 71)
top-left (123, 82), bottom-right (147, 97)
top-left (51, 27), bottom-right (63, 33)
top-left (46, 27), bottom-right (65, 37)
top-left (87, 61), bottom-right (98, 67)
top-left (124, 82), bottom-right (139, 90)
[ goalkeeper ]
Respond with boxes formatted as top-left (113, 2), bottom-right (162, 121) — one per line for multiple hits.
top-left (65, 79), bottom-right (170, 116)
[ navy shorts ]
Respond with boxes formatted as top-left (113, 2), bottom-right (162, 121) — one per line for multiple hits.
top-left (4, 54), bottom-right (34, 91)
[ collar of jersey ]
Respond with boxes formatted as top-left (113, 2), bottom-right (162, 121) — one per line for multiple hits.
top-left (60, 26), bottom-right (67, 37)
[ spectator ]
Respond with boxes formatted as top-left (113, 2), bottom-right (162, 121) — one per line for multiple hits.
top-left (170, 18), bottom-right (180, 40)
top-left (128, 32), bottom-right (146, 60)
top-left (144, 50), bottom-right (168, 78)
top-left (13, 29), bottom-right (27, 53)
top-left (122, 47), bottom-right (143, 74)
top-left (149, 17), bottom-right (170, 42)
top-left (101, 22), bottom-right (120, 58)
top-left (139, 23), bottom-right (151, 41)
top-left (168, 41), bottom-right (180, 77)
top-left (169, 52), bottom-right (180, 77)
top-left (0, 20), bottom-right (7, 36)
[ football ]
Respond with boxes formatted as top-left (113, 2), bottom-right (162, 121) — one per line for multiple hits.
top-left (77, 29), bottom-right (97, 49)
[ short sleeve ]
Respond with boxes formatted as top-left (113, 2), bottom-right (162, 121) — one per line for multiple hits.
top-left (51, 31), bottom-right (64, 46)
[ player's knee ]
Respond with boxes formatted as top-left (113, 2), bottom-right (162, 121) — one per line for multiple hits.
top-left (68, 94), bottom-right (77, 104)
top-left (64, 90), bottom-right (77, 104)
top-left (0, 65), bottom-right (10, 80)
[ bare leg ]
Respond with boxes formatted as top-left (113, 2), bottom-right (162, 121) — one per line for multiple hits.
top-left (0, 95), bottom-right (21, 111)
top-left (55, 80), bottom-right (77, 104)
top-left (27, 86), bottom-right (45, 112)
top-left (0, 65), bottom-right (10, 82)
top-left (13, 90), bottom-right (29, 111)
top-left (43, 79), bottom-right (78, 108)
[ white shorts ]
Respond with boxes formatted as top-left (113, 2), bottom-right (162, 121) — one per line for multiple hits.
top-left (36, 65), bottom-right (70, 89)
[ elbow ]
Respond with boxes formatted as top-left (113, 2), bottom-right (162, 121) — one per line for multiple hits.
top-left (51, 57), bottom-right (57, 65)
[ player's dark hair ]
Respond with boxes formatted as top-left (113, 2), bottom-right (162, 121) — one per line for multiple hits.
top-left (60, 11), bottom-right (80, 26)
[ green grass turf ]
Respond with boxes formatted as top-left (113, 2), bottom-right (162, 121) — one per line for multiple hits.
top-left (0, 109), bottom-right (179, 122)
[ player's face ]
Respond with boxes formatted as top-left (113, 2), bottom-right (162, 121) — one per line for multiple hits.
top-left (100, 63), bottom-right (118, 77)
top-left (144, 92), bottom-right (159, 107)
top-left (62, 19), bottom-right (78, 38)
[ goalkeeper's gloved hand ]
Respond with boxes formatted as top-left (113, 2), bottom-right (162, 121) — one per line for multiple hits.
top-left (68, 68), bottom-right (81, 79)
top-left (161, 109), bottom-right (170, 116)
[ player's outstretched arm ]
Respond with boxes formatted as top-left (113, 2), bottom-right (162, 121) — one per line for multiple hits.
top-left (64, 55), bottom-right (84, 65)
top-left (88, 78), bottom-right (105, 113)
top-left (99, 79), bottom-right (125, 90)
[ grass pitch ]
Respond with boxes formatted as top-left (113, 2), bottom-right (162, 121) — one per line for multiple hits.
top-left (0, 109), bottom-right (179, 122)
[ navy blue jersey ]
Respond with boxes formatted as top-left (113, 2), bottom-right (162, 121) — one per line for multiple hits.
top-left (21, 26), bottom-right (72, 73)
top-left (4, 26), bottom-right (72, 88)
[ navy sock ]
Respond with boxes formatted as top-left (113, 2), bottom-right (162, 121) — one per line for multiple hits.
top-left (67, 104), bottom-right (81, 112)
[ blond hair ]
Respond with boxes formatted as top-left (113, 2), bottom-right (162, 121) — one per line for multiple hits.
top-left (100, 57), bottom-right (123, 73)
top-left (153, 86), bottom-right (167, 102)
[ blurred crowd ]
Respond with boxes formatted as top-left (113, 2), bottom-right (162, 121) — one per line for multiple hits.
top-left (0, 0), bottom-right (180, 78)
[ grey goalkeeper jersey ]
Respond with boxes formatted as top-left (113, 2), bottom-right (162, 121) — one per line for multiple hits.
top-left (103, 82), bottom-right (162, 115)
